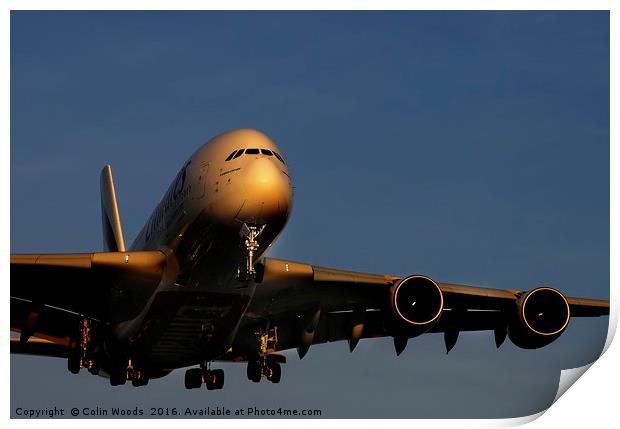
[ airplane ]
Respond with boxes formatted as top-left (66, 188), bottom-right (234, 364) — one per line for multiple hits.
top-left (10, 128), bottom-right (610, 390)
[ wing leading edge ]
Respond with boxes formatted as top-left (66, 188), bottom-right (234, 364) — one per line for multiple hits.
top-left (230, 258), bottom-right (609, 359)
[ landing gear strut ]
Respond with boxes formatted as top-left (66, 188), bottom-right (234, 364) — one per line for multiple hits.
top-left (109, 359), bottom-right (149, 387)
top-left (184, 362), bottom-right (225, 390)
top-left (246, 326), bottom-right (285, 384)
top-left (68, 318), bottom-right (99, 375)
top-left (239, 224), bottom-right (265, 281)
top-left (128, 360), bottom-right (149, 387)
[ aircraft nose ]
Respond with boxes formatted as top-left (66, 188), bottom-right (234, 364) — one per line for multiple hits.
top-left (235, 158), bottom-right (293, 224)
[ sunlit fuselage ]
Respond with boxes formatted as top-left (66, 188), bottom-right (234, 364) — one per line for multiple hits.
top-left (110, 129), bottom-right (293, 369)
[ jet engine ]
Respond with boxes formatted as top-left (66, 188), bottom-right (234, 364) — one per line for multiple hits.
top-left (508, 287), bottom-right (571, 349)
top-left (389, 275), bottom-right (444, 331)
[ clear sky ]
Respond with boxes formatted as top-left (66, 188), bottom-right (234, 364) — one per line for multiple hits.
top-left (10, 11), bottom-right (610, 418)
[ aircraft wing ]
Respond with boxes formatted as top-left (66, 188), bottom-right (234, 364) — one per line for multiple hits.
top-left (10, 251), bottom-right (167, 349)
top-left (230, 257), bottom-right (609, 358)
top-left (10, 337), bottom-right (71, 358)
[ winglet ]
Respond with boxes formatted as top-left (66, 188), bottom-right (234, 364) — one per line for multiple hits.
top-left (100, 165), bottom-right (126, 252)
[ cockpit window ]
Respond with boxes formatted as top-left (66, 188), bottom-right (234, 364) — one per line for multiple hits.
top-left (273, 152), bottom-right (286, 164)
top-left (226, 148), bottom-right (284, 162)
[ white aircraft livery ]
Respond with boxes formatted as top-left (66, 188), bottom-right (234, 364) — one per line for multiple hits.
top-left (10, 128), bottom-right (609, 389)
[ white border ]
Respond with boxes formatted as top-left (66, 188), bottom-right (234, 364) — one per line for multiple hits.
top-left (3, 2), bottom-right (616, 428)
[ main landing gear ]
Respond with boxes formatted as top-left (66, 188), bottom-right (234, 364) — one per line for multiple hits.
top-left (109, 359), bottom-right (150, 387)
top-left (247, 355), bottom-right (284, 384)
top-left (246, 327), bottom-right (286, 384)
top-left (239, 224), bottom-right (265, 281)
top-left (184, 362), bottom-right (225, 390)
top-left (66, 319), bottom-right (149, 387)
top-left (67, 318), bottom-right (99, 376)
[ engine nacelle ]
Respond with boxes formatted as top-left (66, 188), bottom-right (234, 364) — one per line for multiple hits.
top-left (389, 275), bottom-right (444, 331)
top-left (508, 287), bottom-right (571, 349)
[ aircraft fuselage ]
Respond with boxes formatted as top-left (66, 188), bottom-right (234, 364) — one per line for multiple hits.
top-left (108, 129), bottom-right (293, 369)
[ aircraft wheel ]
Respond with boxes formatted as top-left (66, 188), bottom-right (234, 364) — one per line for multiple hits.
top-left (213, 369), bottom-right (225, 390)
top-left (247, 360), bottom-right (261, 383)
top-left (132, 372), bottom-right (149, 387)
top-left (184, 368), bottom-right (203, 389)
top-left (109, 370), bottom-right (127, 386)
top-left (266, 362), bottom-right (281, 384)
top-left (88, 360), bottom-right (100, 375)
top-left (67, 348), bottom-right (81, 374)
top-left (205, 370), bottom-right (214, 390)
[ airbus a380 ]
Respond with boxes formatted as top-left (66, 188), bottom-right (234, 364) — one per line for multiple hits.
top-left (11, 128), bottom-right (610, 389)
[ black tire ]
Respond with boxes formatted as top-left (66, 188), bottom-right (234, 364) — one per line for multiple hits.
top-left (247, 360), bottom-right (261, 383)
top-left (132, 374), bottom-right (149, 387)
top-left (205, 377), bottom-right (215, 390)
top-left (213, 369), bottom-right (225, 389)
top-left (67, 349), bottom-right (81, 374)
top-left (184, 368), bottom-right (202, 389)
top-left (88, 360), bottom-right (100, 376)
top-left (110, 371), bottom-right (127, 386)
top-left (269, 363), bottom-right (281, 384)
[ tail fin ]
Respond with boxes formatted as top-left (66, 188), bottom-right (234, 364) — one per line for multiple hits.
top-left (100, 165), bottom-right (126, 252)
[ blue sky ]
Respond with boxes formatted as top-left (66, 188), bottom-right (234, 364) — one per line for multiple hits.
top-left (10, 11), bottom-right (610, 418)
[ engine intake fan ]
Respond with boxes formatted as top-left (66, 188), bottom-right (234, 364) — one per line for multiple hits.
top-left (390, 275), bottom-right (444, 328)
top-left (509, 287), bottom-right (570, 349)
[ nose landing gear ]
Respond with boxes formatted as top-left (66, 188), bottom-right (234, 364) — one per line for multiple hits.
top-left (239, 224), bottom-right (265, 281)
